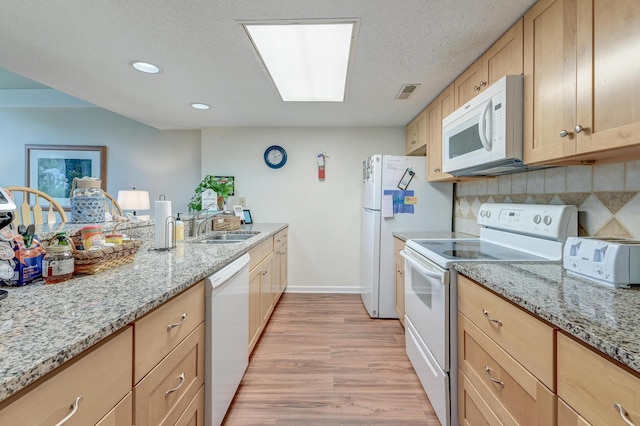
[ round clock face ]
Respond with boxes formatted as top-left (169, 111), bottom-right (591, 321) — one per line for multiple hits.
top-left (264, 145), bottom-right (287, 169)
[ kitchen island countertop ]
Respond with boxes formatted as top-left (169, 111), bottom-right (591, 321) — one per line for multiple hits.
top-left (455, 262), bottom-right (640, 375)
top-left (0, 223), bottom-right (287, 403)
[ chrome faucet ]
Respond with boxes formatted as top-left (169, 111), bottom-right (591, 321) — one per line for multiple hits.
top-left (191, 210), bottom-right (224, 237)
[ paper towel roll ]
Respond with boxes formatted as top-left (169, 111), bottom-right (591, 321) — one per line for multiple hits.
top-left (154, 200), bottom-right (172, 249)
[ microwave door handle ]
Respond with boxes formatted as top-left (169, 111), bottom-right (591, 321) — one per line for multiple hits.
top-left (479, 100), bottom-right (492, 151)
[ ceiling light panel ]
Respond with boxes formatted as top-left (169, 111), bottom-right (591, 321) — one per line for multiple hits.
top-left (244, 21), bottom-right (357, 102)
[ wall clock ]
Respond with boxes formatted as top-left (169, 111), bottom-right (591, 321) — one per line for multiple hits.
top-left (264, 145), bottom-right (287, 169)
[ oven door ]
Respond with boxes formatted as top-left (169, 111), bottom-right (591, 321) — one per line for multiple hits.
top-left (401, 248), bottom-right (450, 371)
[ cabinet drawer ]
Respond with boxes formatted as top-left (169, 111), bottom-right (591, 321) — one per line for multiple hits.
top-left (558, 333), bottom-right (640, 426)
top-left (135, 281), bottom-right (205, 383)
top-left (394, 237), bottom-right (405, 257)
top-left (274, 228), bottom-right (288, 249)
top-left (249, 243), bottom-right (263, 270)
top-left (0, 327), bottom-right (132, 426)
top-left (261, 236), bottom-right (274, 257)
top-left (457, 275), bottom-right (554, 389)
top-left (135, 322), bottom-right (205, 426)
top-left (459, 369), bottom-right (504, 426)
top-left (458, 312), bottom-right (556, 426)
top-left (95, 392), bottom-right (132, 426)
top-left (558, 398), bottom-right (591, 426)
top-left (175, 385), bottom-right (205, 426)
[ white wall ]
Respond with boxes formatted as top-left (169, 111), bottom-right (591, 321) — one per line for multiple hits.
top-left (201, 127), bottom-right (404, 292)
top-left (0, 107), bottom-right (201, 214)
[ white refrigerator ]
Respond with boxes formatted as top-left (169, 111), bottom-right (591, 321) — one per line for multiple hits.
top-left (360, 155), bottom-right (452, 318)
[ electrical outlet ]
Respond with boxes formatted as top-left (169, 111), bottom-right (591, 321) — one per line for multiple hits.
top-left (239, 197), bottom-right (246, 207)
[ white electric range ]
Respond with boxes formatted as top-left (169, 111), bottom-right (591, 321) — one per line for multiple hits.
top-left (401, 203), bottom-right (578, 426)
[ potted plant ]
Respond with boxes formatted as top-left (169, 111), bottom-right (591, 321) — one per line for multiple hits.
top-left (188, 176), bottom-right (234, 212)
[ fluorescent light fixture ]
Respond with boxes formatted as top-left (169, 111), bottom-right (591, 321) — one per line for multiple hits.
top-left (130, 61), bottom-right (162, 74)
top-left (244, 21), bottom-right (356, 102)
top-left (191, 103), bottom-right (210, 110)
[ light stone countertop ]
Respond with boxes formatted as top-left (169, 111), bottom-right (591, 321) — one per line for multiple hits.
top-left (455, 262), bottom-right (640, 375)
top-left (0, 222), bottom-right (287, 403)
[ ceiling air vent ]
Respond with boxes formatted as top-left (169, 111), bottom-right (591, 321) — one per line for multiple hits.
top-left (395, 84), bottom-right (420, 100)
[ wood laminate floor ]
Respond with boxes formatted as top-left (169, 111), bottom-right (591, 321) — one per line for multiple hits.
top-left (223, 293), bottom-right (440, 425)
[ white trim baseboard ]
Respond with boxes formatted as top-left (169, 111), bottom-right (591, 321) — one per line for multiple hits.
top-left (284, 285), bottom-right (360, 294)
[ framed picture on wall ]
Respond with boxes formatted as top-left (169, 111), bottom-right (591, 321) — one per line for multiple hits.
top-left (25, 144), bottom-right (107, 208)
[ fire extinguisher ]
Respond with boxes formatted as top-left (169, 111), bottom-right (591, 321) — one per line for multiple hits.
top-left (317, 153), bottom-right (328, 180)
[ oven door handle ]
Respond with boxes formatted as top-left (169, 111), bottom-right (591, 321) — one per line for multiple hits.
top-left (400, 250), bottom-right (445, 280)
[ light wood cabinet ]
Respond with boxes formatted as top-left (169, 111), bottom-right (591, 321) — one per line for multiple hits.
top-left (405, 110), bottom-right (427, 155)
top-left (175, 385), bottom-right (205, 426)
top-left (558, 398), bottom-right (591, 426)
top-left (457, 275), bottom-right (555, 390)
top-left (0, 327), bottom-right (133, 426)
top-left (557, 332), bottom-right (640, 426)
top-left (249, 228), bottom-right (288, 354)
top-left (455, 18), bottom-right (524, 108)
top-left (95, 392), bottom-right (133, 426)
top-left (393, 237), bottom-right (405, 327)
top-left (524, 0), bottom-right (640, 165)
top-left (458, 369), bottom-right (504, 426)
top-left (426, 83), bottom-right (457, 181)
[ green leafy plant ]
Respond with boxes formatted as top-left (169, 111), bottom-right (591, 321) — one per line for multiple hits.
top-left (188, 175), bottom-right (234, 212)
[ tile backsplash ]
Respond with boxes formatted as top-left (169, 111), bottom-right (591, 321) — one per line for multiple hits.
top-left (454, 161), bottom-right (640, 239)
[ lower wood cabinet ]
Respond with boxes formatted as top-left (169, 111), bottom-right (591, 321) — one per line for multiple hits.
top-left (96, 392), bottom-right (133, 426)
top-left (558, 332), bottom-right (640, 426)
top-left (175, 385), bottom-right (205, 426)
top-left (459, 368), bottom-right (505, 425)
top-left (394, 237), bottom-right (405, 327)
top-left (0, 326), bottom-right (133, 426)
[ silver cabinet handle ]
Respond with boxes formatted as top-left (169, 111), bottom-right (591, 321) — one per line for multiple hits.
top-left (167, 313), bottom-right (187, 330)
top-left (54, 396), bottom-right (82, 426)
top-left (574, 124), bottom-right (589, 134)
top-left (614, 403), bottom-right (636, 426)
top-left (479, 80), bottom-right (487, 88)
top-left (165, 372), bottom-right (186, 397)
top-left (559, 129), bottom-right (572, 138)
top-left (484, 366), bottom-right (505, 388)
top-left (473, 85), bottom-right (481, 92)
top-left (482, 309), bottom-right (503, 326)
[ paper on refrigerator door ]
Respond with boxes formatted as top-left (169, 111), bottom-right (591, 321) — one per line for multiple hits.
top-left (382, 157), bottom-right (409, 186)
top-left (382, 194), bottom-right (394, 218)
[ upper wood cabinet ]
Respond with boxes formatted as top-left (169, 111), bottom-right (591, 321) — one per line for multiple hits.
top-left (427, 83), bottom-right (457, 181)
top-left (523, 0), bottom-right (640, 165)
top-left (454, 18), bottom-right (524, 108)
top-left (405, 110), bottom-right (427, 155)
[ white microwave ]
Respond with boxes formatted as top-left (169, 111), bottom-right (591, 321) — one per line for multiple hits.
top-left (442, 75), bottom-right (524, 176)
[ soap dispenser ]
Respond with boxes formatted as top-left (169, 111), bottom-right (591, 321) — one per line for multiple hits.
top-left (175, 213), bottom-right (185, 241)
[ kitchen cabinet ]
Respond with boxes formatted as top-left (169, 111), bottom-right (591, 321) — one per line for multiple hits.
top-left (95, 392), bottom-right (133, 426)
top-left (405, 110), bottom-right (427, 156)
top-left (557, 332), bottom-right (640, 426)
top-left (426, 83), bottom-right (457, 182)
top-left (0, 327), bottom-right (133, 426)
top-left (133, 281), bottom-right (205, 426)
top-left (249, 230), bottom-right (288, 354)
top-left (523, 0), bottom-right (640, 165)
top-left (394, 237), bottom-right (405, 327)
top-left (454, 18), bottom-right (523, 108)
top-left (457, 275), bottom-right (556, 425)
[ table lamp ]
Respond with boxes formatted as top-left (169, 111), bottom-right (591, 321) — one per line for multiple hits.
top-left (117, 188), bottom-right (150, 219)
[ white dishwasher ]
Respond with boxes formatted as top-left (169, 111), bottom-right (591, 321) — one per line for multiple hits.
top-left (205, 253), bottom-right (250, 426)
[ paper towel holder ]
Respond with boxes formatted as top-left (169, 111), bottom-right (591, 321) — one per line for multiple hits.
top-left (151, 194), bottom-right (176, 251)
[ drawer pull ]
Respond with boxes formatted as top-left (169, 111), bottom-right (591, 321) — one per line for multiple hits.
top-left (482, 309), bottom-right (503, 326)
top-left (165, 372), bottom-right (186, 397)
top-left (484, 366), bottom-right (505, 388)
top-left (167, 313), bottom-right (187, 330)
top-left (54, 396), bottom-right (83, 426)
top-left (614, 403), bottom-right (636, 426)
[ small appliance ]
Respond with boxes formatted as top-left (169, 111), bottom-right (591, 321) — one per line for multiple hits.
top-left (442, 75), bottom-right (532, 176)
top-left (564, 237), bottom-right (640, 287)
top-left (360, 155), bottom-right (452, 318)
top-left (0, 187), bottom-right (16, 232)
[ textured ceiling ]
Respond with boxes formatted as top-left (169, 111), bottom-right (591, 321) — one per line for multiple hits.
top-left (0, 0), bottom-right (536, 130)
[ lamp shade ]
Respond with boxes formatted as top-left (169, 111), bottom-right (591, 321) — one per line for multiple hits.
top-left (117, 189), bottom-right (150, 212)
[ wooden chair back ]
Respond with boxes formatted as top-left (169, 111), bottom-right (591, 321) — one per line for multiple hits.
top-left (4, 186), bottom-right (68, 226)
top-left (104, 192), bottom-right (123, 217)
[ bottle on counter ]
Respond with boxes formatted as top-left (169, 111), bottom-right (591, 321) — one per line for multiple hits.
top-left (175, 213), bottom-right (185, 241)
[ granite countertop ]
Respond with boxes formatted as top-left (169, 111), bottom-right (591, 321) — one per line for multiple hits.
top-left (455, 262), bottom-right (640, 375)
top-left (0, 223), bottom-right (287, 403)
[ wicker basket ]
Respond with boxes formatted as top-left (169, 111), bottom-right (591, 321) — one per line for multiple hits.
top-left (69, 236), bottom-right (143, 275)
top-left (212, 214), bottom-right (241, 231)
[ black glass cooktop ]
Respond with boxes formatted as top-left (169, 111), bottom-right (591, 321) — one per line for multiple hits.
top-left (409, 239), bottom-right (548, 264)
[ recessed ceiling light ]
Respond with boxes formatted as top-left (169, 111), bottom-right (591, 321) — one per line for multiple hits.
top-left (243, 20), bottom-right (357, 102)
top-left (130, 61), bottom-right (162, 74)
top-left (191, 103), bottom-right (210, 110)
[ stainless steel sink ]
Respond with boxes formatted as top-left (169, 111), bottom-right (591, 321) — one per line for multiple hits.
top-left (195, 232), bottom-right (259, 244)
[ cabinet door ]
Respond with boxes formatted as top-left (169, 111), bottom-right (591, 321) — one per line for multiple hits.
top-left (394, 255), bottom-right (405, 327)
top-left (249, 265), bottom-right (262, 352)
top-left (278, 242), bottom-right (288, 295)
top-left (427, 83), bottom-right (456, 182)
top-left (454, 60), bottom-right (484, 108)
top-left (575, 0), bottom-right (640, 157)
top-left (523, 0), bottom-right (578, 164)
top-left (558, 398), bottom-right (591, 426)
top-left (260, 253), bottom-right (274, 325)
top-left (459, 369), bottom-right (504, 426)
top-left (484, 18), bottom-right (523, 87)
top-left (405, 118), bottom-right (418, 154)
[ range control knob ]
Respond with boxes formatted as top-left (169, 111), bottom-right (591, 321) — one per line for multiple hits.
top-left (543, 215), bottom-right (552, 225)
top-left (486, 210), bottom-right (491, 218)
top-left (479, 210), bottom-right (485, 217)
top-left (533, 214), bottom-right (541, 224)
